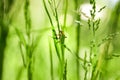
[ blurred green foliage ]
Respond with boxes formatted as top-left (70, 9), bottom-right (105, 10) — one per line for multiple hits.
top-left (0, 0), bottom-right (120, 80)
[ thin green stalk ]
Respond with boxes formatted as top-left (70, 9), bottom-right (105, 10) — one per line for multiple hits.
top-left (43, 0), bottom-right (54, 29)
top-left (43, 0), bottom-right (61, 62)
top-left (43, 0), bottom-right (68, 80)
top-left (60, 1), bottom-right (68, 79)
top-left (19, 42), bottom-right (27, 67)
top-left (84, 51), bottom-right (87, 80)
top-left (91, 60), bottom-right (98, 80)
top-left (74, 0), bottom-right (81, 80)
top-left (64, 44), bottom-right (89, 63)
top-left (24, 0), bottom-right (33, 80)
top-left (63, 0), bottom-right (68, 30)
top-left (61, 0), bottom-right (68, 62)
top-left (27, 61), bottom-right (32, 80)
top-left (52, 0), bottom-right (60, 32)
top-left (15, 28), bottom-right (27, 67)
top-left (60, 32), bottom-right (66, 80)
top-left (63, 60), bottom-right (67, 80)
top-left (88, 0), bottom-right (102, 79)
top-left (76, 15), bottom-right (81, 80)
top-left (49, 40), bottom-right (54, 80)
top-left (52, 0), bottom-right (64, 64)
top-left (88, 0), bottom-right (108, 79)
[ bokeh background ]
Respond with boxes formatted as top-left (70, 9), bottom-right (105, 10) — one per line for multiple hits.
top-left (0, 0), bottom-right (120, 80)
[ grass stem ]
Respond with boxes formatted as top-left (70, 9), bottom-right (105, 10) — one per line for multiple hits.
top-left (49, 40), bottom-right (54, 80)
